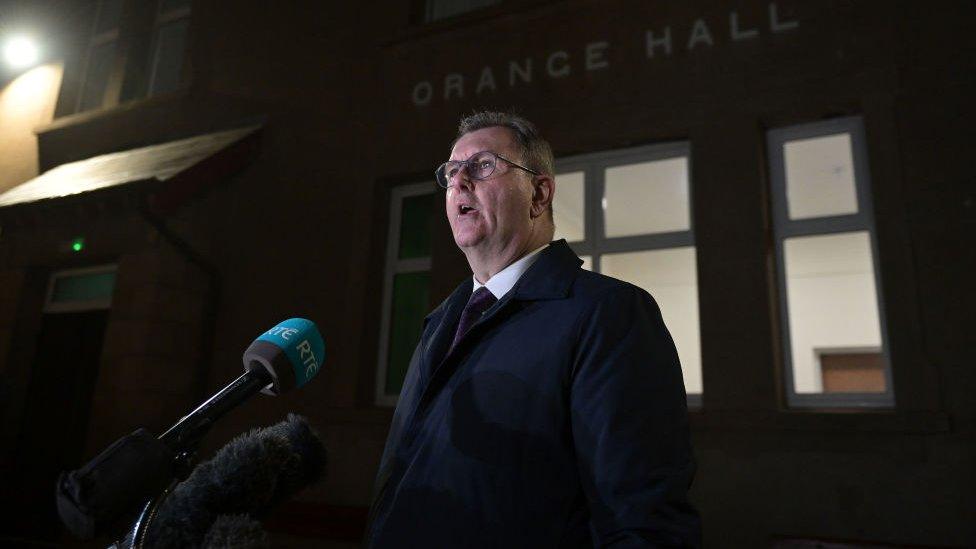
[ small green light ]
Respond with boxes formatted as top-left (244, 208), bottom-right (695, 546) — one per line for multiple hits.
top-left (71, 238), bottom-right (84, 252)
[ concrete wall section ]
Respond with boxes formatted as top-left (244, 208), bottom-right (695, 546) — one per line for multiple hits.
top-left (0, 63), bottom-right (62, 194)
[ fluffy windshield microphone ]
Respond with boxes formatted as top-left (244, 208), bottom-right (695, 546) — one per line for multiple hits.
top-left (144, 414), bottom-right (326, 548)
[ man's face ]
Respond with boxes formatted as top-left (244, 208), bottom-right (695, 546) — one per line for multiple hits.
top-left (445, 126), bottom-right (536, 253)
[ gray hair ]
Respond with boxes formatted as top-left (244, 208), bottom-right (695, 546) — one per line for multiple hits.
top-left (453, 111), bottom-right (555, 177)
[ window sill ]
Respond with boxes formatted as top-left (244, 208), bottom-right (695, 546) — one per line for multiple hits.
top-left (37, 88), bottom-right (190, 136)
top-left (689, 409), bottom-right (950, 435)
top-left (386, 0), bottom-right (566, 47)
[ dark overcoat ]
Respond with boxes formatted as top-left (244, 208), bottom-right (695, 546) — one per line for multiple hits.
top-left (367, 240), bottom-right (700, 548)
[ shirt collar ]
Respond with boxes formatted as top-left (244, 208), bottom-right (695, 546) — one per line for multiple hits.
top-left (472, 243), bottom-right (549, 299)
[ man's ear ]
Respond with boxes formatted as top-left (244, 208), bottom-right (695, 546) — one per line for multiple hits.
top-left (530, 175), bottom-right (555, 219)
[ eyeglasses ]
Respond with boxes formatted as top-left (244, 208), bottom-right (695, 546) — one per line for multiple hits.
top-left (435, 150), bottom-right (540, 189)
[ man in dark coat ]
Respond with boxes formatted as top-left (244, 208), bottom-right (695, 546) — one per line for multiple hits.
top-left (367, 112), bottom-right (700, 547)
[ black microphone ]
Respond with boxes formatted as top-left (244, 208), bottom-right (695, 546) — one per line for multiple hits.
top-left (55, 318), bottom-right (326, 540)
top-left (143, 414), bottom-right (327, 549)
top-left (160, 318), bottom-right (326, 453)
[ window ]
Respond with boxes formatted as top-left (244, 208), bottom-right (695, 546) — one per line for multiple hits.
top-left (376, 183), bottom-right (436, 405)
top-left (426, 0), bottom-right (500, 21)
top-left (70, 0), bottom-right (192, 114)
top-left (554, 143), bottom-right (702, 404)
top-left (767, 116), bottom-right (892, 408)
top-left (44, 265), bottom-right (117, 312)
top-left (77, 0), bottom-right (123, 112)
top-left (147, 0), bottom-right (191, 96)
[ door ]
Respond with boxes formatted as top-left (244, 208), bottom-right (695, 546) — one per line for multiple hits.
top-left (7, 310), bottom-right (109, 541)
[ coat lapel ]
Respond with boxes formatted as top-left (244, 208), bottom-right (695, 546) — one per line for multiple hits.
top-left (445, 240), bottom-right (581, 355)
top-left (436, 288), bottom-right (515, 369)
top-left (420, 279), bottom-right (471, 382)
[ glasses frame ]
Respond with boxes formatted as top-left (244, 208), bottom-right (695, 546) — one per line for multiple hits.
top-left (435, 150), bottom-right (540, 189)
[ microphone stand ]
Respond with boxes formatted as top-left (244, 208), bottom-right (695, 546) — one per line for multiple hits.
top-left (110, 369), bottom-right (274, 548)
top-left (109, 448), bottom-right (195, 548)
top-left (114, 478), bottom-right (175, 549)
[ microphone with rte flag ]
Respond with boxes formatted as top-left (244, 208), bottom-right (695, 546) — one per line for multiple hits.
top-left (158, 317), bottom-right (325, 453)
top-left (54, 318), bottom-right (327, 547)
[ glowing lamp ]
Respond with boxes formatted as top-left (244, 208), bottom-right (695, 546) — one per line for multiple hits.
top-left (3, 36), bottom-right (40, 70)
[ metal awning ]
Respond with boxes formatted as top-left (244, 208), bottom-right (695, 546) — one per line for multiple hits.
top-left (0, 125), bottom-right (261, 210)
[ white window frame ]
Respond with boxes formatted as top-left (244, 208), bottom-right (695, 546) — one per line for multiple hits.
top-left (147, 0), bottom-right (192, 96)
top-left (375, 182), bottom-right (435, 406)
top-left (44, 264), bottom-right (117, 313)
top-left (767, 116), bottom-right (894, 408)
top-left (556, 142), bottom-right (702, 407)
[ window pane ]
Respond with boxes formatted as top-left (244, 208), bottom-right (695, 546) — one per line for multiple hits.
top-left (149, 18), bottom-right (189, 96)
top-left (600, 247), bottom-right (701, 394)
top-left (553, 171), bottom-right (584, 242)
top-left (386, 272), bottom-right (430, 395)
top-left (604, 157), bottom-right (690, 237)
top-left (784, 133), bottom-right (859, 219)
top-left (160, 0), bottom-right (192, 14)
top-left (427, 0), bottom-right (500, 21)
top-left (95, 0), bottom-right (123, 34)
top-left (79, 41), bottom-right (116, 111)
top-left (783, 231), bottom-right (884, 393)
top-left (398, 193), bottom-right (434, 259)
top-left (52, 271), bottom-right (116, 303)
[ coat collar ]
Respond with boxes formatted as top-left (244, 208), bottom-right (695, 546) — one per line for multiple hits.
top-left (509, 239), bottom-right (582, 301)
top-left (419, 240), bottom-right (580, 371)
top-left (424, 239), bottom-right (582, 325)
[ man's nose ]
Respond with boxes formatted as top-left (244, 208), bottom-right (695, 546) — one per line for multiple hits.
top-left (453, 163), bottom-right (475, 190)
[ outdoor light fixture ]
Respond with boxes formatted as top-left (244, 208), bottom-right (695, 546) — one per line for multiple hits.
top-left (3, 36), bottom-right (40, 70)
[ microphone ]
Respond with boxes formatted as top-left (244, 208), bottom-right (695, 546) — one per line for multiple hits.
top-left (143, 414), bottom-right (326, 548)
top-left (55, 318), bottom-right (326, 540)
top-left (158, 318), bottom-right (326, 453)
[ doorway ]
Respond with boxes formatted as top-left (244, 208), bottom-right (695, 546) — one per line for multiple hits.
top-left (4, 265), bottom-right (115, 544)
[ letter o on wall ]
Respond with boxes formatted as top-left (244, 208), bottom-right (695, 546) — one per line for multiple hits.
top-left (412, 81), bottom-right (433, 106)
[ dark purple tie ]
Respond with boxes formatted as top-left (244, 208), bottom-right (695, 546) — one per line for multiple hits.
top-left (450, 287), bottom-right (497, 352)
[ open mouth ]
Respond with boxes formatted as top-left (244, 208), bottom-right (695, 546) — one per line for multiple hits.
top-left (458, 204), bottom-right (478, 215)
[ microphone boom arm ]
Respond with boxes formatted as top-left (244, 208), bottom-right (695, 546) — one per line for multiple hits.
top-left (158, 368), bottom-right (274, 453)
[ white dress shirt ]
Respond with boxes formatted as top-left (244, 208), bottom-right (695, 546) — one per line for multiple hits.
top-left (472, 243), bottom-right (549, 299)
